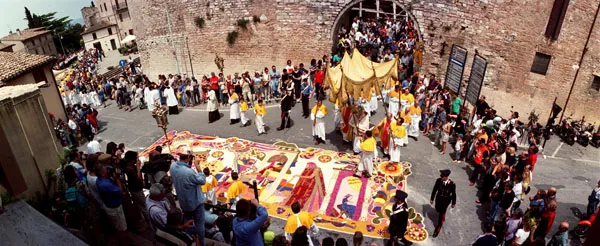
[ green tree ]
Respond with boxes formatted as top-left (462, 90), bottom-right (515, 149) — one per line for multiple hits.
top-left (23, 8), bottom-right (80, 54)
top-left (24, 7), bottom-right (34, 28)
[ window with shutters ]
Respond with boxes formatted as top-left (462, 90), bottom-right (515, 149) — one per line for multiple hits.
top-left (108, 28), bottom-right (112, 35)
top-left (545, 0), bottom-right (570, 40)
top-left (92, 32), bottom-right (97, 40)
top-left (592, 76), bottom-right (600, 91)
top-left (530, 52), bottom-right (552, 75)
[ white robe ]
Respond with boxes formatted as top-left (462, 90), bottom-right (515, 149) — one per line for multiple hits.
top-left (229, 97), bottom-right (240, 120)
top-left (207, 90), bottom-right (218, 111)
top-left (62, 95), bottom-right (70, 106)
top-left (241, 109), bottom-right (250, 124)
top-left (369, 93), bottom-right (378, 113)
top-left (333, 105), bottom-right (342, 129)
top-left (88, 91), bottom-right (100, 107)
top-left (399, 123), bottom-right (410, 146)
top-left (311, 109), bottom-right (326, 141)
top-left (164, 87), bottom-right (178, 107)
top-left (357, 150), bottom-right (375, 175)
top-left (389, 97), bottom-right (400, 117)
top-left (255, 115), bottom-right (265, 133)
top-left (389, 136), bottom-right (402, 162)
top-left (148, 89), bottom-right (161, 112)
top-left (204, 176), bottom-right (217, 204)
top-left (408, 114), bottom-right (421, 138)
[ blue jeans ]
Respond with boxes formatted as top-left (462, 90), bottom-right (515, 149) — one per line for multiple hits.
top-left (184, 205), bottom-right (205, 246)
top-left (489, 200), bottom-right (500, 223)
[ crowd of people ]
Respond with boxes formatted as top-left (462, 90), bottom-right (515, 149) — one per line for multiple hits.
top-left (42, 15), bottom-right (598, 246)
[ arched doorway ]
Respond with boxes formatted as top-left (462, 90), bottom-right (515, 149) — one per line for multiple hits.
top-left (331, 0), bottom-right (422, 53)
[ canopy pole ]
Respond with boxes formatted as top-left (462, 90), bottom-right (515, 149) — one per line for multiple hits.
top-left (340, 66), bottom-right (362, 147)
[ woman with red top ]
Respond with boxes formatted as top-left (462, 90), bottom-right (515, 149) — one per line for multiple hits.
top-left (528, 146), bottom-right (539, 172)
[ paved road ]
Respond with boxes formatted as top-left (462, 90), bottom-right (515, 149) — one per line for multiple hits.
top-left (91, 98), bottom-right (599, 246)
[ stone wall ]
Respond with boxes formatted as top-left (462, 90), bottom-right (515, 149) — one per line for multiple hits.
top-left (129, 0), bottom-right (600, 122)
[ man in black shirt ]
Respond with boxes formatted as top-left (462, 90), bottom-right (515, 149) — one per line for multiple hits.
top-left (277, 90), bottom-right (294, 130)
top-left (123, 151), bottom-right (149, 230)
top-left (430, 169), bottom-right (457, 237)
top-left (473, 96), bottom-right (490, 121)
top-left (291, 66), bottom-right (302, 100)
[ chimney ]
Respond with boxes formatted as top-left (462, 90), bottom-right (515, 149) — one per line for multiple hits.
top-left (16, 29), bottom-right (21, 35)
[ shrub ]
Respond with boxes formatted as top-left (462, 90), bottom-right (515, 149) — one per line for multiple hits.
top-left (195, 17), bottom-right (205, 29)
top-left (227, 31), bottom-right (238, 46)
top-left (252, 15), bottom-right (260, 23)
top-left (236, 19), bottom-right (249, 30)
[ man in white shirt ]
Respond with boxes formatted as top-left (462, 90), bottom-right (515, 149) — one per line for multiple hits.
top-left (87, 135), bottom-right (101, 154)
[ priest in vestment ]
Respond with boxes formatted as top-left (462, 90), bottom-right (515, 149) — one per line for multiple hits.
top-left (376, 112), bottom-right (394, 157)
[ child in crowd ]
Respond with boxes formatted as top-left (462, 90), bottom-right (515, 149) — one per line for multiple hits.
top-left (453, 134), bottom-right (464, 163)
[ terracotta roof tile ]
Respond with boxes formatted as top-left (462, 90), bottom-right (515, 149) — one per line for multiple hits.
top-left (0, 51), bottom-right (56, 81)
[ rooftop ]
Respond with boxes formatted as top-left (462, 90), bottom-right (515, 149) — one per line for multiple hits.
top-left (1, 28), bottom-right (52, 42)
top-left (0, 43), bottom-right (15, 51)
top-left (0, 51), bottom-right (56, 81)
top-left (81, 21), bottom-right (117, 35)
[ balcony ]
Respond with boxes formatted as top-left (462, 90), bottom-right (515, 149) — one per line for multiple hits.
top-left (113, 1), bottom-right (128, 13)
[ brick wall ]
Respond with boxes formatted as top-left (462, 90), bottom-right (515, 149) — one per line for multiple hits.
top-left (128, 0), bottom-right (600, 122)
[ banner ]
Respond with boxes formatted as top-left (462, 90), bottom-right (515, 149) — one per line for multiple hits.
top-left (465, 54), bottom-right (488, 105)
top-left (444, 45), bottom-right (468, 94)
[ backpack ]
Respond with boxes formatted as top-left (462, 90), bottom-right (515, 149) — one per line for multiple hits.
top-left (65, 186), bottom-right (88, 208)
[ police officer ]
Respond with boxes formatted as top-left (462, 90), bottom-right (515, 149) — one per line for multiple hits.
top-left (389, 190), bottom-right (412, 245)
top-left (430, 169), bottom-right (456, 238)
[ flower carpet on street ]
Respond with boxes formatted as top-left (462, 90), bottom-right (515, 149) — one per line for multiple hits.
top-left (142, 131), bottom-right (428, 240)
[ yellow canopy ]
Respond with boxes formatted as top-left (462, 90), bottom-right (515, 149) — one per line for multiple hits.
top-left (325, 49), bottom-right (398, 106)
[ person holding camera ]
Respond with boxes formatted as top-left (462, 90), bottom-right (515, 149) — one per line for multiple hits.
top-left (233, 198), bottom-right (269, 246)
top-left (170, 145), bottom-right (207, 246)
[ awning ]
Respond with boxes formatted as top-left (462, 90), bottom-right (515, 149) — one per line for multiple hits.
top-left (120, 35), bottom-right (136, 44)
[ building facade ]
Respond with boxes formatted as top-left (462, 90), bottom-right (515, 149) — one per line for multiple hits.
top-left (0, 51), bottom-right (66, 120)
top-left (82, 22), bottom-right (121, 52)
top-left (95, 0), bottom-right (134, 39)
top-left (128, 0), bottom-right (600, 121)
top-left (0, 28), bottom-right (58, 56)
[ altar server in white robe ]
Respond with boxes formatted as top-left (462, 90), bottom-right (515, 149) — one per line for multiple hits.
top-left (408, 103), bottom-right (422, 138)
top-left (311, 98), bottom-right (328, 145)
top-left (239, 97), bottom-right (250, 127)
top-left (390, 117), bottom-right (407, 163)
top-left (254, 99), bottom-right (267, 135)
top-left (145, 84), bottom-right (155, 112)
top-left (228, 89), bottom-right (241, 125)
top-left (164, 84), bottom-right (179, 115)
top-left (369, 87), bottom-right (378, 114)
top-left (388, 85), bottom-right (401, 117)
top-left (355, 130), bottom-right (376, 178)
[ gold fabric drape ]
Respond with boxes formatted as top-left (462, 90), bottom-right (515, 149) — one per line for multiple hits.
top-left (325, 49), bottom-right (398, 106)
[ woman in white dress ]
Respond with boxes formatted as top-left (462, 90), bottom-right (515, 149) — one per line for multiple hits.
top-left (228, 89), bottom-right (241, 124)
top-left (164, 84), bottom-right (179, 115)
